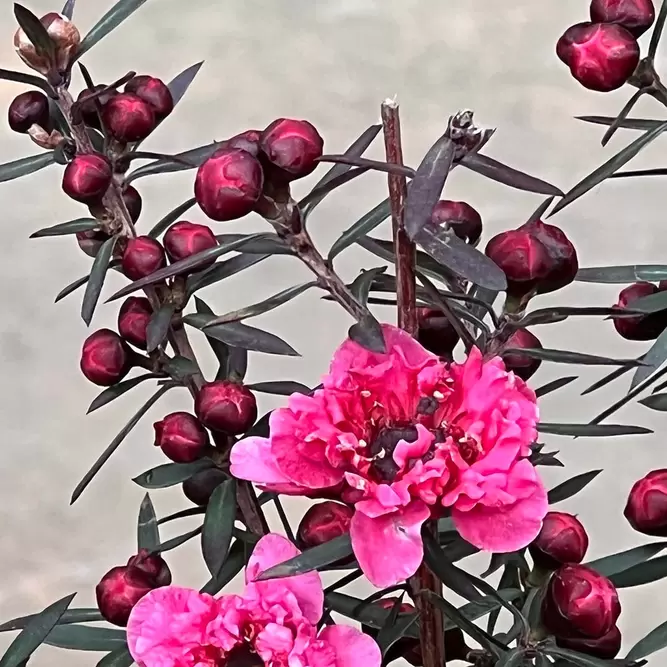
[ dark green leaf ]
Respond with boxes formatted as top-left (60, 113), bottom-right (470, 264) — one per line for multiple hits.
top-left (538, 423), bottom-right (652, 437)
top-left (415, 224), bottom-right (507, 290)
top-left (168, 61), bottom-right (203, 107)
top-left (0, 593), bottom-right (75, 667)
top-left (193, 297), bottom-right (233, 379)
top-left (163, 355), bottom-right (199, 382)
top-left (43, 625), bottom-right (125, 651)
top-left (488, 564), bottom-right (520, 635)
top-left (495, 648), bottom-right (528, 667)
top-left (137, 493), bottom-right (159, 551)
top-left (548, 470), bottom-right (602, 504)
top-left (601, 89), bottom-right (646, 147)
top-left (257, 535), bottom-right (353, 580)
top-left (148, 198), bottom-right (196, 239)
top-left (62, 0), bottom-right (75, 19)
top-left (543, 645), bottom-right (624, 667)
top-left (627, 618), bottom-right (667, 660)
top-left (246, 381), bottom-right (310, 396)
top-left (0, 152), bottom-right (55, 183)
top-left (200, 282), bottom-right (315, 325)
top-left (0, 610), bottom-right (102, 634)
top-left (82, 235), bottom-right (117, 326)
top-left (155, 526), bottom-right (203, 553)
top-left (587, 542), bottom-right (667, 577)
top-left (348, 315), bottom-right (386, 354)
top-left (610, 554), bottom-right (667, 588)
top-left (504, 347), bottom-right (642, 366)
top-left (184, 313), bottom-right (299, 356)
top-left (127, 141), bottom-right (223, 182)
top-left (214, 233), bottom-right (292, 255)
top-left (328, 198), bottom-right (391, 261)
top-left (77, 0), bottom-right (150, 58)
top-left (0, 69), bottom-right (52, 94)
top-left (632, 326), bottom-right (667, 389)
top-left (581, 362), bottom-right (637, 396)
top-left (350, 267), bottom-right (387, 307)
top-left (87, 373), bottom-right (161, 414)
top-left (649, 0), bottom-right (667, 57)
top-left (14, 4), bottom-right (55, 59)
top-left (640, 393), bottom-right (667, 410)
top-left (576, 115), bottom-right (663, 132)
top-left (577, 265), bottom-right (667, 284)
top-left (71, 385), bottom-right (172, 504)
top-left (187, 254), bottom-right (269, 296)
top-left (628, 290), bottom-right (667, 315)
top-left (201, 479), bottom-right (236, 578)
top-left (56, 274), bottom-right (90, 303)
top-left (200, 540), bottom-right (247, 595)
top-left (423, 534), bottom-right (481, 601)
top-left (96, 646), bottom-right (133, 667)
top-left (609, 167), bottom-right (667, 179)
top-left (404, 133), bottom-right (455, 238)
top-left (520, 306), bottom-right (638, 327)
top-left (551, 120), bottom-right (667, 217)
top-left (299, 167), bottom-right (369, 212)
top-left (30, 218), bottom-right (99, 239)
top-left (527, 195), bottom-right (555, 222)
top-left (146, 304), bottom-right (175, 353)
top-left (535, 376), bottom-right (578, 398)
top-left (377, 599), bottom-right (418, 660)
top-left (132, 458), bottom-right (214, 489)
top-left (108, 235), bottom-right (263, 301)
top-left (157, 506), bottom-right (206, 525)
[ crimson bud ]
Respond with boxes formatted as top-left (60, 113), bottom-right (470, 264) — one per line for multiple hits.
top-left (122, 185), bottom-right (143, 223)
top-left (557, 625), bottom-right (622, 659)
top-left (80, 329), bottom-right (132, 386)
top-left (127, 549), bottom-right (172, 587)
top-left (96, 565), bottom-right (155, 627)
top-left (501, 328), bottom-right (542, 381)
top-left (76, 85), bottom-right (118, 130)
top-left (624, 469), bottom-right (667, 536)
top-left (118, 297), bottom-right (153, 349)
top-left (590, 0), bottom-right (655, 37)
top-left (76, 229), bottom-right (111, 258)
top-left (297, 501), bottom-right (354, 549)
top-left (556, 22), bottom-right (640, 92)
top-left (260, 118), bottom-right (324, 181)
top-left (182, 468), bottom-right (228, 506)
top-left (122, 236), bottom-right (167, 281)
top-left (125, 75), bottom-right (174, 121)
top-left (195, 381), bottom-right (257, 435)
top-left (8, 91), bottom-right (50, 134)
top-left (416, 308), bottom-right (459, 359)
top-left (103, 93), bottom-right (156, 143)
top-left (62, 154), bottom-right (112, 204)
top-left (194, 148), bottom-right (264, 221)
top-left (226, 129), bottom-right (262, 157)
top-left (613, 282), bottom-right (667, 341)
top-left (529, 511), bottom-right (589, 570)
top-left (430, 200), bottom-right (483, 244)
top-left (542, 564), bottom-right (621, 638)
top-left (154, 412), bottom-right (209, 463)
top-left (164, 221), bottom-right (218, 264)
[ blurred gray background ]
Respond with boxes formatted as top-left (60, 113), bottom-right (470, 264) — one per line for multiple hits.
top-left (2, 0), bottom-right (667, 664)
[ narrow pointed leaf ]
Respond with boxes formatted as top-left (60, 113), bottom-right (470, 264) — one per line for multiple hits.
top-left (157, 506), bottom-right (206, 525)
top-left (350, 267), bottom-right (387, 306)
top-left (299, 167), bottom-right (369, 211)
top-left (148, 197), bottom-right (196, 238)
top-left (155, 526), bottom-right (203, 553)
top-left (146, 304), bottom-right (175, 352)
top-left (577, 115), bottom-right (663, 131)
top-left (551, 120), bottom-right (667, 216)
top-left (609, 166), bottom-right (667, 178)
top-left (377, 601), bottom-right (419, 659)
top-left (96, 646), bottom-right (133, 667)
top-left (640, 393), bottom-right (667, 410)
top-left (246, 381), bottom-right (310, 396)
top-left (82, 235), bottom-right (117, 325)
top-left (627, 619), bottom-right (667, 660)
top-left (201, 479), bottom-right (236, 578)
top-left (30, 218), bottom-right (98, 238)
top-left (587, 542), bottom-right (667, 577)
top-left (348, 314), bottom-right (386, 354)
top-left (137, 493), bottom-right (159, 551)
top-left (0, 610), bottom-right (102, 633)
top-left (71, 385), bottom-right (172, 504)
top-left (168, 61), bottom-right (204, 107)
top-left (0, 152), bottom-right (55, 183)
top-left (87, 373), bottom-right (161, 414)
top-left (200, 540), bottom-right (247, 595)
top-left (132, 458), bottom-right (214, 489)
top-left (62, 0), bottom-right (75, 18)
top-left (543, 646), bottom-right (623, 667)
top-left (127, 141), bottom-right (223, 182)
top-left (610, 554), bottom-right (667, 587)
top-left (188, 253), bottom-right (270, 296)
top-left (548, 470), bottom-right (602, 504)
top-left (328, 198), bottom-right (391, 260)
top-left (504, 347), bottom-right (642, 366)
top-left (632, 326), bottom-right (667, 389)
top-left (577, 264), bottom-right (667, 283)
top-left (601, 89), bottom-right (645, 147)
top-left (77, 0), bottom-right (150, 58)
top-left (42, 625), bottom-right (125, 651)
top-left (535, 376), bottom-right (578, 398)
top-left (14, 4), bottom-right (55, 58)
top-left (581, 362), bottom-right (636, 396)
top-left (257, 535), bottom-right (353, 580)
top-left (0, 593), bottom-right (75, 667)
top-left (214, 233), bottom-right (292, 255)
top-left (56, 274), bottom-right (91, 302)
top-left (423, 535), bottom-right (482, 602)
top-left (538, 423), bottom-right (652, 437)
top-left (649, 0), bottom-right (667, 57)
top-left (184, 313), bottom-right (299, 356)
top-left (0, 69), bottom-right (52, 94)
top-left (520, 306), bottom-right (639, 326)
top-left (404, 133), bottom-right (455, 239)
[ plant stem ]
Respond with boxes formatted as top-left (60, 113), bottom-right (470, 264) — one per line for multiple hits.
top-left (382, 99), bottom-right (445, 667)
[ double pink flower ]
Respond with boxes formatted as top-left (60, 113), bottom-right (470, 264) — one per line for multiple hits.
top-left (127, 534), bottom-right (381, 667)
top-left (231, 325), bottom-right (547, 587)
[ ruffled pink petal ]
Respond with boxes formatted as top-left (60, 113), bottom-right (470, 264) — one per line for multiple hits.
top-left (229, 437), bottom-right (292, 485)
top-left (245, 534), bottom-right (324, 624)
top-left (318, 624), bottom-right (382, 667)
top-left (350, 502), bottom-right (430, 587)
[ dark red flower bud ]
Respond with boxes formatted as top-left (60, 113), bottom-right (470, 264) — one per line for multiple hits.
top-left (102, 93), bottom-right (156, 143)
top-left (624, 469), bottom-right (667, 536)
top-left (529, 512), bottom-right (589, 570)
top-left (195, 381), bottom-right (257, 435)
top-left (430, 200), bottom-right (483, 244)
top-left (543, 565), bottom-right (621, 639)
top-left (195, 148), bottom-right (264, 221)
top-left (226, 129), bottom-right (262, 157)
top-left (76, 229), bottom-right (111, 258)
top-left (125, 75), bottom-right (174, 121)
top-left (182, 468), bottom-right (228, 506)
top-left (118, 297), bottom-right (152, 349)
top-left (80, 329), bottom-right (132, 386)
top-left (557, 625), bottom-right (622, 659)
top-left (591, 0), bottom-right (655, 37)
top-left (164, 221), bottom-right (218, 265)
top-left (260, 118), bottom-right (324, 181)
top-left (557, 22), bottom-right (640, 92)
top-left (297, 501), bottom-right (354, 549)
top-left (613, 282), bottom-right (667, 340)
top-left (501, 328), bottom-right (542, 381)
top-left (76, 85), bottom-right (118, 130)
top-left (122, 236), bottom-right (167, 281)
top-left (8, 91), bottom-right (50, 134)
top-left (416, 308), bottom-right (459, 359)
top-left (154, 412), bottom-right (209, 463)
top-left (122, 185), bottom-right (143, 223)
top-left (127, 549), bottom-right (172, 587)
top-left (96, 565), bottom-right (155, 626)
top-left (62, 154), bottom-right (112, 204)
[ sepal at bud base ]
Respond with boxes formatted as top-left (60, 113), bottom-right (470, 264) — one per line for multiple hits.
top-left (127, 549), bottom-right (172, 587)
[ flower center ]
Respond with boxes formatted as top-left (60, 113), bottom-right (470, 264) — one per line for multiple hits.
top-left (225, 644), bottom-right (264, 667)
top-left (368, 425), bottom-right (418, 482)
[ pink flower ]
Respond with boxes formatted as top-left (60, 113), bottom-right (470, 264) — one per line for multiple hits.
top-left (231, 325), bottom-right (547, 587)
top-left (127, 534), bottom-right (381, 667)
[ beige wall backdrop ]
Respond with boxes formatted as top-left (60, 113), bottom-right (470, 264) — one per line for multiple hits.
top-left (2, 1), bottom-right (667, 665)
